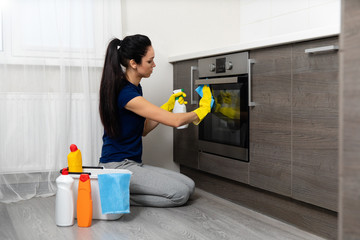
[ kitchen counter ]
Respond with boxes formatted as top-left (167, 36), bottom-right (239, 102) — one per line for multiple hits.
top-left (168, 25), bottom-right (339, 63)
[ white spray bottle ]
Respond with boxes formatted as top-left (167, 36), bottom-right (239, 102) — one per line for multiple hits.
top-left (55, 168), bottom-right (75, 227)
top-left (172, 89), bottom-right (189, 129)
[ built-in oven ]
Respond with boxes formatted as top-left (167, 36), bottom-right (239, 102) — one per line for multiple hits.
top-left (195, 52), bottom-right (255, 163)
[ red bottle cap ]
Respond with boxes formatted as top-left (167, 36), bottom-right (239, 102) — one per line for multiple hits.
top-left (62, 168), bottom-right (69, 175)
top-left (70, 144), bottom-right (78, 152)
top-left (80, 174), bottom-right (90, 182)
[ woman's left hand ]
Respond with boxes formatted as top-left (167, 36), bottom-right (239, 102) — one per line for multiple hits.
top-left (160, 92), bottom-right (187, 112)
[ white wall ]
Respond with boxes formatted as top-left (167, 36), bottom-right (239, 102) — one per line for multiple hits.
top-left (121, 0), bottom-right (340, 171)
top-left (238, 0), bottom-right (340, 43)
top-left (121, 0), bottom-right (242, 170)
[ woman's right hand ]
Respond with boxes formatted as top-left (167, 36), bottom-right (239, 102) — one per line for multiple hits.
top-left (193, 85), bottom-right (212, 125)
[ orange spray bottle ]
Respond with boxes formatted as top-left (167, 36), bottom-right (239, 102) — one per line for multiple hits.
top-left (67, 144), bottom-right (83, 173)
top-left (77, 174), bottom-right (92, 227)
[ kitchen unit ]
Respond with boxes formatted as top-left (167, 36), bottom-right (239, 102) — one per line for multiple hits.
top-left (250, 37), bottom-right (339, 211)
top-left (172, 36), bottom-right (339, 240)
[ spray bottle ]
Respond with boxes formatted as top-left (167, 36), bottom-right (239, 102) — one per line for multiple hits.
top-left (172, 89), bottom-right (189, 129)
top-left (67, 144), bottom-right (83, 173)
top-left (55, 168), bottom-right (75, 227)
top-left (77, 174), bottom-right (92, 227)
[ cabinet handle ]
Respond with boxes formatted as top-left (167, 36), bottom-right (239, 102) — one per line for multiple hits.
top-left (305, 45), bottom-right (339, 54)
top-left (248, 59), bottom-right (256, 107)
top-left (190, 66), bottom-right (198, 104)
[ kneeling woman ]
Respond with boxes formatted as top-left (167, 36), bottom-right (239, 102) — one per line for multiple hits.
top-left (98, 34), bottom-right (212, 207)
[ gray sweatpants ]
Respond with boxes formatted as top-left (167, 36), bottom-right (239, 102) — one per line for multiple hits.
top-left (98, 160), bottom-right (195, 207)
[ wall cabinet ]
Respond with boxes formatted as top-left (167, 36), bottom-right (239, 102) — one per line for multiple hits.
top-left (173, 59), bottom-right (199, 169)
top-left (249, 37), bottom-right (339, 211)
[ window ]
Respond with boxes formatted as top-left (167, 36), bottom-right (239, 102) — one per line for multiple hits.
top-left (0, 0), bottom-right (122, 65)
top-left (12, 0), bottom-right (96, 58)
top-left (18, 1), bottom-right (93, 49)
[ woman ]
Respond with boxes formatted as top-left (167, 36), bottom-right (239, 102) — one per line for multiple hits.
top-left (98, 34), bottom-right (211, 207)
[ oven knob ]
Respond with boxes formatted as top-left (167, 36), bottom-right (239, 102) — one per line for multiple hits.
top-left (209, 63), bottom-right (216, 72)
top-left (226, 61), bottom-right (233, 70)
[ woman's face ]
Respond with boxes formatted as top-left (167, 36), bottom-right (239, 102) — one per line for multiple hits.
top-left (137, 46), bottom-right (156, 78)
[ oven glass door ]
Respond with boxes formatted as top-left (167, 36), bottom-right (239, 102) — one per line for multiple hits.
top-left (199, 76), bottom-right (249, 148)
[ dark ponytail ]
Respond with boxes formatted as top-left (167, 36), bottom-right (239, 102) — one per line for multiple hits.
top-left (99, 35), bottom-right (152, 138)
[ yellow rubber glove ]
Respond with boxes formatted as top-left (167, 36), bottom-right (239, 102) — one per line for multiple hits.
top-left (160, 92), bottom-right (187, 112)
top-left (193, 85), bottom-right (212, 125)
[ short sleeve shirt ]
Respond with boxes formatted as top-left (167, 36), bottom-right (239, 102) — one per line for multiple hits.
top-left (100, 82), bottom-right (145, 163)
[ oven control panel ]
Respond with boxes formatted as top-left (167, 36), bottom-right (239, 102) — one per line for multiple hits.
top-left (198, 52), bottom-right (248, 78)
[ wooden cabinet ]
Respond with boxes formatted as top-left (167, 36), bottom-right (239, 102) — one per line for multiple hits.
top-left (249, 37), bottom-right (339, 211)
top-left (173, 59), bottom-right (199, 169)
top-left (249, 45), bottom-right (293, 197)
top-left (292, 37), bottom-right (339, 211)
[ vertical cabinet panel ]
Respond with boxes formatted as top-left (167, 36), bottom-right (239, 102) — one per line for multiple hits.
top-left (292, 37), bottom-right (339, 211)
top-left (249, 45), bottom-right (292, 196)
top-left (340, 0), bottom-right (360, 238)
top-left (173, 60), bottom-right (199, 169)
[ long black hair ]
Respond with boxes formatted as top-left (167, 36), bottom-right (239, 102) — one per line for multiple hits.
top-left (99, 34), bottom-right (152, 138)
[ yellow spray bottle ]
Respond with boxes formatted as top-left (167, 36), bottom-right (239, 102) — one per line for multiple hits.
top-left (67, 144), bottom-right (83, 172)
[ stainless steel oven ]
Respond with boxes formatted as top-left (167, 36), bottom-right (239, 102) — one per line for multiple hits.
top-left (195, 52), bottom-right (254, 162)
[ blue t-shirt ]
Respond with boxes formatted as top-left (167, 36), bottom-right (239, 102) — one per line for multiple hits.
top-left (100, 82), bottom-right (145, 163)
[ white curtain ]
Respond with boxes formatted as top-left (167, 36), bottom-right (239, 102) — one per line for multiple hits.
top-left (0, 0), bottom-right (122, 203)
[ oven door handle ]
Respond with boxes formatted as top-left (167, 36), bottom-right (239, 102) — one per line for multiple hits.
top-left (190, 66), bottom-right (198, 104)
top-left (248, 59), bottom-right (256, 107)
top-left (194, 77), bottom-right (238, 85)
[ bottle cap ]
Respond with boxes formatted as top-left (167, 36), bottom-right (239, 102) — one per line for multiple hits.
top-left (70, 144), bottom-right (78, 152)
top-left (62, 168), bottom-right (69, 175)
top-left (80, 174), bottom-right (90, 182)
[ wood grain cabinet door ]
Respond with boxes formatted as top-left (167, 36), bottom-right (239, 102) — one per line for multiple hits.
top-left (292, 37), bottom-right (339, 211)
top-left (249, 45), bottom-right (292, 196)
top-left (173, 60), bottom-right (199, 169)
